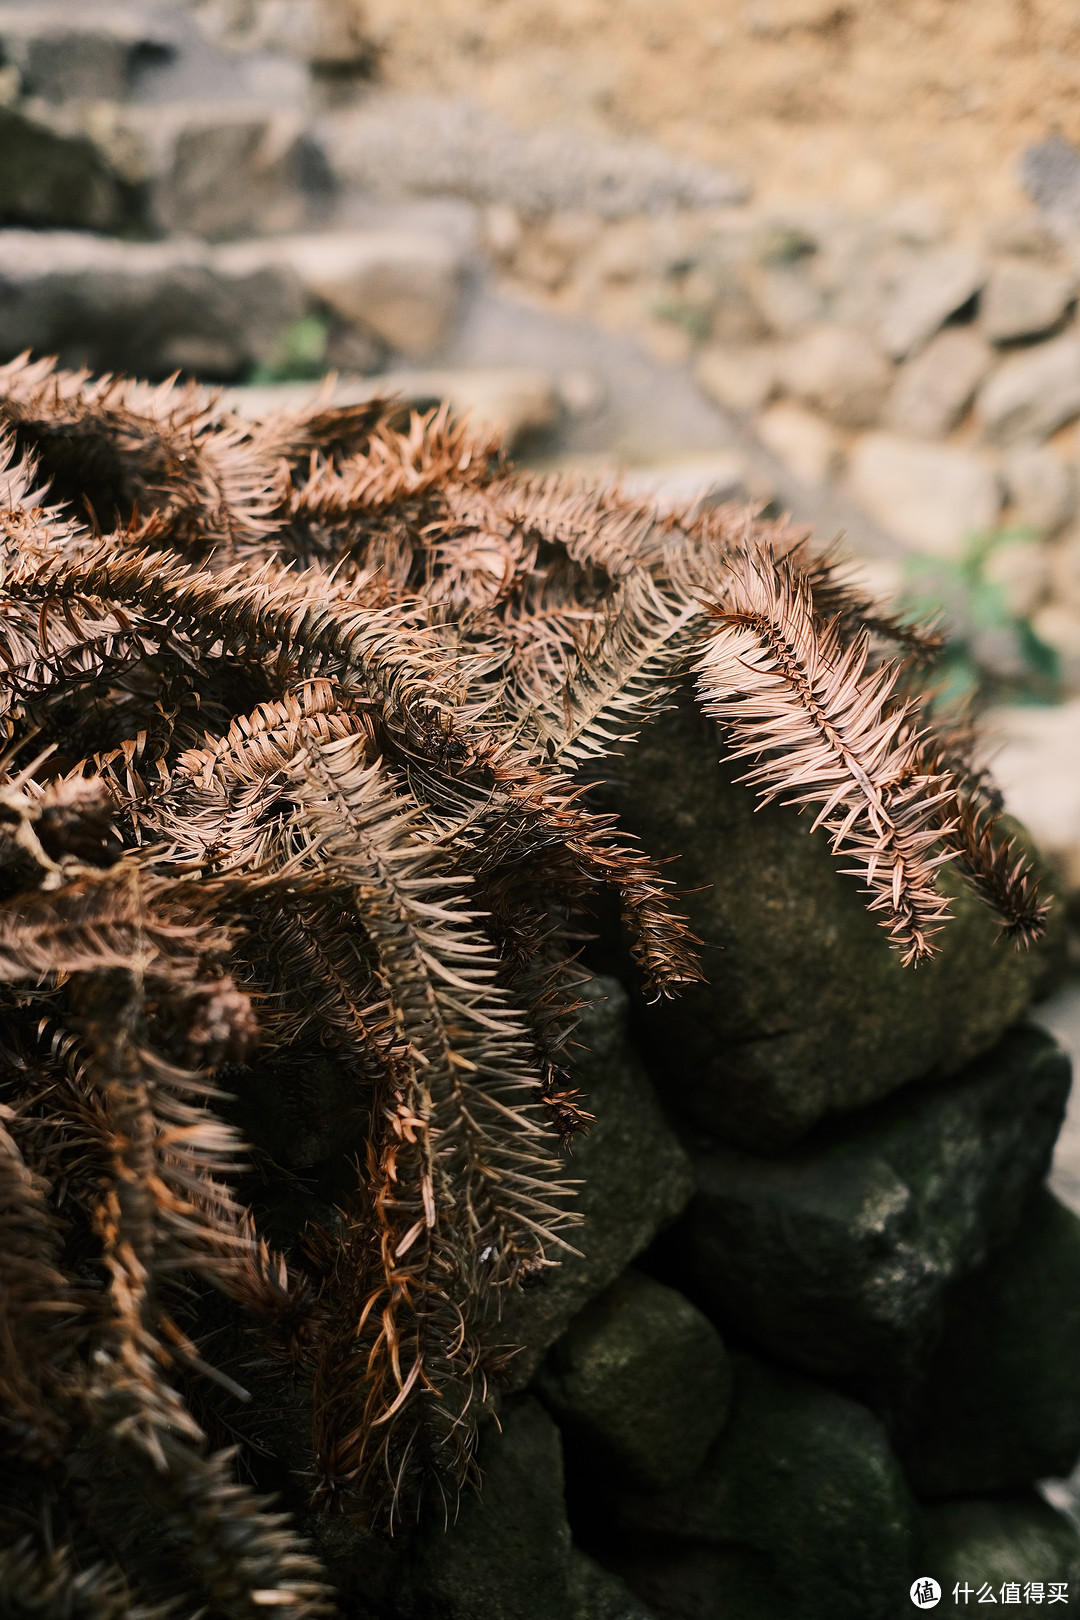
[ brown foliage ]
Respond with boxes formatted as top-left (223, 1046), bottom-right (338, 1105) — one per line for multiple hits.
top-left (0, 355), bottom-right (1045, 1612)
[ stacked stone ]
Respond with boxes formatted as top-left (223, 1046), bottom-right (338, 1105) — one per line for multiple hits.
top-left (500, 192), bottom-right (1080, 683)
top-left (273, 695), bottom-right (1080, 1620)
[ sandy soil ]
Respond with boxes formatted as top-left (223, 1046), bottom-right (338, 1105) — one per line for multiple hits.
top-left (361, 0), bottom-right (1080, 219)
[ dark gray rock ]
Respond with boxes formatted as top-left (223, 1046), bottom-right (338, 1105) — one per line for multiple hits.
top-left (597, 691), bottom-right (1064, 1151)
top-left (496, 977), bottom-right (694, 1390)
top-left (398, 1398), bottom-right (572, 1620)
top-left (597, 1354), bottom-right (916, 1620)
top-left (921, 1494), bottom-right (1080, 1614)
top-left (0, 105), bottom-right (128, 232)
top-left (568, 1549), bottom-right (656, 1620)
top-left (671, 1026), bottom-right (1071, 1392)
top-left (1022, 135), bottom-right (1080, 229)
top-left (903, 1189), bottom-right (1080, 1495)
top-left (536, 1269), bottom-right (731, 1493)
top-left (0, 230), bottom-right (306, 380)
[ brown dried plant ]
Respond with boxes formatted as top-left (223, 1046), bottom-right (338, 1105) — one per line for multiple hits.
top-left (0, 355), bottom-right (1047, 1616)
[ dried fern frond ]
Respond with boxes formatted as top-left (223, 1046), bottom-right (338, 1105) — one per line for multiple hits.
top-left (0, 360), bottom-right (1046, 1580)
top-left (695, 552), bottom-right (960, 962)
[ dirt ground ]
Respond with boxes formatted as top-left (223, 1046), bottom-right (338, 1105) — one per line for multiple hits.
top-left (361, 0), bottom-right (1080, 219)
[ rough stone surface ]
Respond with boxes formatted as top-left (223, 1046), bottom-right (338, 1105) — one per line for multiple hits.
top-left (903, 1189), bottom-right (1080, 1495)
top-left (981, 258), bottom-right (1075, 344)
top-left (596, 692), bottom-right (1062, 1151)
top-left (397, 1399), bottom-right (572, 1620)
top-left (976, 334), bottom-right (1080, 445)
top-left (218, 230), bottom-right (466, 358)
top-left (596, 1355), bottom-right (916, 1620)
top-left (497, 977), bottom-right (693, 1389)
top-left (536, 1269), bottom-right (732, 1493)
top-left (671, 1026), bottom-right (1071, 1391)
top-left (878, 247), bottom-right (986, 359)
top-left (777, 324), bottom-right (892, 428)
top-left (845, 431), bottom-right (1000, 555)
top-left (755, 401), bottom-right (841, 487)
top-left (0, 230), bottom-right (306, 380)
top-left (568, 1550), bottom-right (656, 1620)
top-left (921, 1494), bottom-right (1080, 1614)
top-left (0, 105), bottom-right (127, 232)
top-left (1004, 444), bottom-right (1076, 535)
top-left (886, 326), bottom-right (993, 440)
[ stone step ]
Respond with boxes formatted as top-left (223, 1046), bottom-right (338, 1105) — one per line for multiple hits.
top-left (0, 227), bottom-right (305, 379)
top-left (220, 367), bottom-right (559, 449)
top-left (0, 4), bottom-right (174, 105)
top-left (0, 226), bottom-right (478, 380)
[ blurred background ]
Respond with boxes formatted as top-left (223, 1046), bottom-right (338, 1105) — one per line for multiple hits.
top-left (5, 3), bottom-right (1080, 1020)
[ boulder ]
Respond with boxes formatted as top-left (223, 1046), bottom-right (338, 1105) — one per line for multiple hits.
top-left (397, 1399), bottom-right (573, 1620)
top-left (1004, 444), bottom-right (1075, 535)
top-left (596, 1354), bottom-right (916, 1620)
top-left (878, 248), bottom-right (986, 360)
top-left (845, 432), bottom-right (1000, 556)
top-left (981, 258), bottom-right (1074, 344)
top-left (217, 231), bottom-right (467, 358)
top-left (671, 1027), bottom-right (1070, 1392)
top-left (903, 1189), bottom-right (1080, 1495)
top-left (976, 334), bottom-right (1080, 445)
top-left (596, 691), bottom-right (1062, 1151)
top-left (886, 327), bottom-right (993, 439)
top-left (920, 1494), bottom-right (1080, 1614)
top-left (536, 1270), bottom-right (732, 1493)
top-left (496, 977), bottom-right (694, 1389)
top-left (0, 105), bottom-right (128, 233)
top-left (0, 230), bottom-right (306, 380)
top-left (776, 325), bottom-right (892, 428)
top-left (756, 401), bottom-right (842, 487)
top-left (568, 1550), bottom-right (656, 1620)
